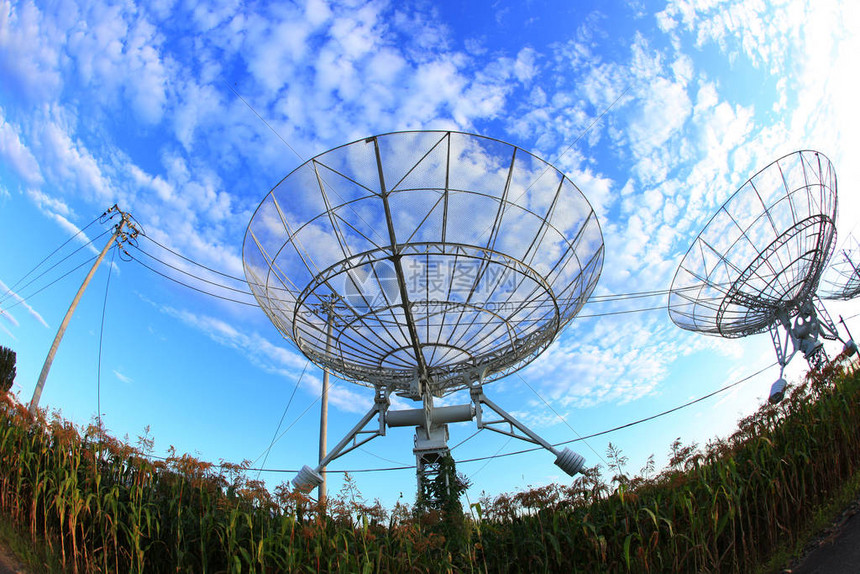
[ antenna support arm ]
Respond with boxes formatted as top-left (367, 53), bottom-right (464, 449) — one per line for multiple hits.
top-left (292, 388), bottom-right (389, 493)
top-left (470, 385), bottom-right (585, 476)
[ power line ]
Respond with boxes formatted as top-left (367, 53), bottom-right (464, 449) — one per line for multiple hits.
top-left (576, 303), bottom-right (674, 319)
top-left (0, 254), bottom-right (101, 313)
top-left (250, 377), bottom-right (336, 466)
top-left (0, 229), bottom-right (109, 307)
top-left (450, 429), bottom-right (481, 452)
top-left (454, 361), bottom-right (777, 466)
top-left (467, 437), bottom-right (513, 480)
top-left (357, 447), bottom-right (411, 467)
top-left (256, 361), bottom-right (310, 479)
top-left (124, 242), bottom-right (301, 305)
top-left (0, 214), bottom-right (100, 302)
top-left (225, 81), bottom-right (304, 163)
top-left (11, 216), bottom-right (853, 473)
top-left (12, 205), bottom-right (806, 319)
top-left (122, 220), bottom-right (764, 320)
top-left (129, 231), bottom-right (749, 320)
top-left (129, 241), bottom-right (726, 319)
top-left (126, 253), bottom-right (259, 306)
top-left (516, 372), bottom-right (609, 467)
top-left (129, 243), bottom-right (254, 296)
top-left (97, 246), bottom-right (118, 433)
top-left (138, 229), bottom-right (700, 304)
top-left (241, 361), bottom-right (775, 475)
top-left (94, 354), bottom-right (843, 477)
top-left (139, 235), bottom-right (248, 283)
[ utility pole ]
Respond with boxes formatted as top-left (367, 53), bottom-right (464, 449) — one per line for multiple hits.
top-left (318, 298), bottom-right (335, 504)
top-left (30, 206), bottom-right (140, 413)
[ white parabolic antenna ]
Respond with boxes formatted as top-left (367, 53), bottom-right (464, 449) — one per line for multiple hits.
top-left (243, 131), bottom-right (604, 499)
top-left (669, 150), bottom-right (856, 404)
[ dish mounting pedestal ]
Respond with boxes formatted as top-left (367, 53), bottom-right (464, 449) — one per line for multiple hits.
top-left (292, 376), bottom-right (586, 508)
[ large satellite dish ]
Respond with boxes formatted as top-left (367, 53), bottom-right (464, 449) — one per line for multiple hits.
top-left (669, 150), bottom-right (855, 403)
top-left (243, 131), bottom-right (604, 499)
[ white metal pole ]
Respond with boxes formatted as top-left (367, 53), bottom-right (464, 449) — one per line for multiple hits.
top-left (29, 219), bottom-right (125, 413)
top-left (318, 314), bottom-right (333, 503)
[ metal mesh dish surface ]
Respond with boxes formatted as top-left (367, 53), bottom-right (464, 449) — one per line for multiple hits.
top-left (243, 131), bottom-right (604, 395)
top-left (819, 234), bottom-right (860, 301)
top-left (669, 150), bottom-right (837, 338)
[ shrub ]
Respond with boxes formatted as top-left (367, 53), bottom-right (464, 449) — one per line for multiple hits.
top-left (0, 346), bottom-right (15, 393)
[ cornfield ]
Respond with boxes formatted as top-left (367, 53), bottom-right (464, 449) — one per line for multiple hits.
top-left (1, 355), bottom-right (858, 573)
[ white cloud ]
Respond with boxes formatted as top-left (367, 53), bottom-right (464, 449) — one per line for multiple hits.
top-left (564, 165), bottom-right (615, 220)
top-left (148, 0), bottom-right (177, 20)
top-left (0, 304), bottom-right (19, 328)
top-left (651, 0), bottom-right (860, 241)
top-left (39, 117), bottom-right (112, 202)
top-left (157, 304), bottom-right (301, 366)
top-left (513, 47), bottom-right (539, 83)
top-left (0, 109), bottom-right (43, 185)
top-left (526, 316), bottom-right (673, 411)
top-left (65, 1), bottom-right (169, 124)
top-left (27, 188), bottom-right (74, 218)
top-left (45, 212), bottom-right (102, 256)
top-left (172, 80), bottom-right (224, 151)
top-left (0, 321), bottom-right (15, 340)
top-left (243, 7), bottom-right (317, 93)
top-left (190, 0), bottom-right (242, 32)
top-left (787, 1), bottom-right (860, 237)
top-left (226, 1), bottom-right (532, 148)
top-left (0, 278), bottom-right (50, 329)
top-left (128, 164), bottom-right (173, 203)
top-left (1, 0), bottom-right (547, 292)
top-left (113, 369), bottom-right (133, 384)
top-left (627, 75), bottom-right (692, 162)
top-left (150, 302), bottom-right (371, 414)
top-left (120, 18), bottom-right (169, 124)
top-left (0, 0), bottom-right (64, 102)
top-left (22, 190), bottom-right (104, 258)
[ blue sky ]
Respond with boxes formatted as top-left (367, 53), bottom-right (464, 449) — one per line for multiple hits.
top-left (1, 0), bottom-right (859, 508)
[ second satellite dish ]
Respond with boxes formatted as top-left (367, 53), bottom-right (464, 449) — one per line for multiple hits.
top-left (669, 150), bottom-right (856, 404)
top-left (819, 234), bottom-right (860, 301)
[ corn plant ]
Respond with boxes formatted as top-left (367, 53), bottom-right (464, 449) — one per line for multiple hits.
top-left (0, 355), bottom-right (858, 572)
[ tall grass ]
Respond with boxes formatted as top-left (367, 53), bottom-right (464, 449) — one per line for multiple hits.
top-left (0, 354), bottom-right (858, 572)
top-left (474, 355), bottom-right (860, 572)
top-left (0, 394), bottom-right (477, 572)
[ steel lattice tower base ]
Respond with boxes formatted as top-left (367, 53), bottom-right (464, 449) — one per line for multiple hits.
top-left (414, 425), bottom-right (453, 510)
